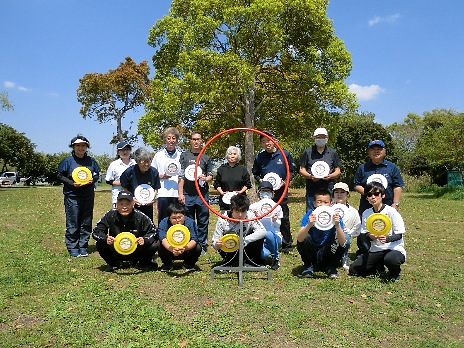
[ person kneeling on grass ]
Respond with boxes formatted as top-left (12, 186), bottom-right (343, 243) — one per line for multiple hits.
top-left (212, 194), bottom-right (267, 267)
top-left (249, 181), bottom-right (283, 270)
top-left (92, 190), bottom-right (159, 272)
top-left (349, 182), bottom-right (406, 282)
top-left (297, 188), bottom-right (347, 279)
top-left (157, 203), bottom-right (202, 273)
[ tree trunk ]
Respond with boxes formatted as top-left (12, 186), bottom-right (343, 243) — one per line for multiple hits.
top-left (243, 81), bottom-right (259, 203)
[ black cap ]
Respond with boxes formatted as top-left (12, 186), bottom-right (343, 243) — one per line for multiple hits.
top-left (258, 181), bottom-right (274, 191)
top-left (117, 190), bottom-right (133, 201)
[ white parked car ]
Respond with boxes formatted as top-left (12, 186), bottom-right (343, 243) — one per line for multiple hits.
top-left (0, 171), bottom-right (19, 184)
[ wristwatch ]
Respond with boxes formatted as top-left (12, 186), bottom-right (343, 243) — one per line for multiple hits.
top-left (393, 202), bottom-right (400, 207)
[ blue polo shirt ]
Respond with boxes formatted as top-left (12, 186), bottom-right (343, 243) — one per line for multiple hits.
top-left (300, 210), bottom-right (345, 247)
top-left (353, 159), bottom-right (404, 213)
top-left (252, 149), bottom-right (296, 199)
top-left (158, 216), bottom-right (199, 243)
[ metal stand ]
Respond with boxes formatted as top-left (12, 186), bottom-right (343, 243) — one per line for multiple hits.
top-left (211, 221), bottom-right (271, 287)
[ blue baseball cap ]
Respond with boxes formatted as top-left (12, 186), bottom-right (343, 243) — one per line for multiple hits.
top-left (368, 140), bottom-right (385, 148)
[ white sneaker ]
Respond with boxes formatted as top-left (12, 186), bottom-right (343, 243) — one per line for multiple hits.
top-left (342, 256), bottom-right (350, 270)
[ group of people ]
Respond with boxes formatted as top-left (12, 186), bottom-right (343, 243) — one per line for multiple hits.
top-left (57, 126), bottom-right (406, 281)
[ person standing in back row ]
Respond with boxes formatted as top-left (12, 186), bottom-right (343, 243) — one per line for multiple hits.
top-left (252, 130), bottom-right (296, 253)
top-left (299, 127), bottom-right (341, 212)
top-left (151, 127), bottom-right (183, 224)
top-left (105, 141), bottom-right (136, 208)
top-left (178, 131), bottom-right (213, 253)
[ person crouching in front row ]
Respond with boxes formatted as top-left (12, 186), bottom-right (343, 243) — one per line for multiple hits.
top-left (349, 182), bottom-right (406, 282)
top-left (297, 188), bottom-right (348, 279)
top-left (92, 190), bottom-right (158, 272)
top-left (212, 194), bottom-right (267, 267)
top-left (157, 203), bottom-right (202, 273)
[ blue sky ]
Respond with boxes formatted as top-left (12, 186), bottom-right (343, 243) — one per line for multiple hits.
top-left (1, 1), bottom-right (463, 155)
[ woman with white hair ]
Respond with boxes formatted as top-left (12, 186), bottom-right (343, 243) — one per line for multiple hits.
top-left (120, 147), bottom-right (161, 223)
top-left (213, 145), bottom-right (252, 212)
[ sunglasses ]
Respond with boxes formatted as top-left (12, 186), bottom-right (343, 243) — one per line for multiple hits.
top-left (366, 191), bottom-right (381, 197)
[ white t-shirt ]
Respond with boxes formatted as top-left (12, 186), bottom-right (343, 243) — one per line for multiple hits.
top-left (342, 203), bottom-right (361, 237)
top-left (361, 205), bottom-right (406, 258)
top-left (249, 198), bottom-right (283, 240)
top-left (105, 158), bottom-right (136, 204)
top-left (151, 147), bottom-right (182, 198)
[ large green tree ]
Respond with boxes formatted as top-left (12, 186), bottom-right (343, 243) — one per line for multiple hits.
top-left (387, 109), bottom-right (464, 185)
top-left (139, 0), bottom-right (356, 170)
top-left (77, 57), bottom-right (151, 145)
top-left (0, 123), bottom-right (35, 173)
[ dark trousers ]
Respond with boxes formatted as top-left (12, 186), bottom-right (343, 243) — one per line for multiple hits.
top-left (297, 234), bottom-right (346, 270)
top-left (64, 194), bottom-right (94, 253)
top-left (135, 204), bottom-right (154, 223)
top-left (158, 242), bottom-right (202, 266)
top-left (349, 250), bottom-right (405, 278)
top-left (219, 238), bottom-right (264, 265)
top-left (356, 233), bottom-right (371, 256)
top-left (278, 198), bottom-right (293, 248)
top-left (157, 197), bottom-right (179, 225)
top-left (184, 193), bottom-right (210, 248)
top-left (96, 240), bottom-right (158, 266)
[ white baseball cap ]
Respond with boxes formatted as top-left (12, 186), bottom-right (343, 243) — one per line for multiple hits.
top-left (333, 182), bottom-right (349, 193)
top-left (313, 128), bottom-right (328, 137)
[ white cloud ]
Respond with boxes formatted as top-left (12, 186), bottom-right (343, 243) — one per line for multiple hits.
top-left (368, 13), bottom-right (400, 26)
top-left (349, 84), bottom-right (385, 101)
top-left (3, 80), bottom-right (30, 92)
top-left (4, 81), bottom-right (15, 88)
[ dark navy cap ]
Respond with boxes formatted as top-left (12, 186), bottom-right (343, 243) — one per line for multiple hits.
top-left (117, 141), bottom-right (131, 150)
top-left (258, 181), bottom-right (274, 191)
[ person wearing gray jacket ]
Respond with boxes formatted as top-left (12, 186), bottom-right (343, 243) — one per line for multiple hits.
top-left (212, 195), bottom-right (266, 266)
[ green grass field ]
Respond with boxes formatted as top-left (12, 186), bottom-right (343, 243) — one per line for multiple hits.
top-left (1, 185), bottom-right (463, 347)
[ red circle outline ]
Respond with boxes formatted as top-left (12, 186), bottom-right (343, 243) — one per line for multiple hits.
top-left (194, 128), bottom-right (290, 222)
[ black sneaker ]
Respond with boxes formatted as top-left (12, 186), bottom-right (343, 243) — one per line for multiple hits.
top-left (104, 264), bottom-right (117, 273)
top-left (389, 275), bottom-right (401, 282)
top-left (160, 263), bottom-right (173, 272)
top-left (137, 262), bottom-right (154, 272)
top-left (281, 245), bottom-right (294, 253)
top-left (301, 265), bottom-right (314, 278)
top-left (183, 263), bottom-right (196, 273)
top-left (271, 258), bottom-right (280, 270)
top-left (327, 268), bottom-right (339, 279)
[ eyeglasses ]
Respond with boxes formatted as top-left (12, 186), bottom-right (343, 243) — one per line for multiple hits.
top-left (191, 138), bottom-right (202, 141)
top-left (138, 160), bottom-right (151, 165)
top-left (366, 191), bottom-right (381, 197)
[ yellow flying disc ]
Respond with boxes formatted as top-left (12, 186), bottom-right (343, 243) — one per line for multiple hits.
top-left (166, 224), bottom-right (190, 248)
top-left (220, 233), bottom-right (239, 253)
top-left (114, 232), bottom-right (137, 255)
top-left (72, 166), bottom-right (92, 185)
top-left (366, 213), bottom-right (392, 236)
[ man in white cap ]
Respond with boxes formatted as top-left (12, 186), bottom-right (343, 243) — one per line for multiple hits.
top-left (299, 128), bottom-right (341, 211)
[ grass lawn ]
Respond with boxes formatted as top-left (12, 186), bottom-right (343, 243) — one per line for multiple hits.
top-left (0, 185), bottom-right (463, 347)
